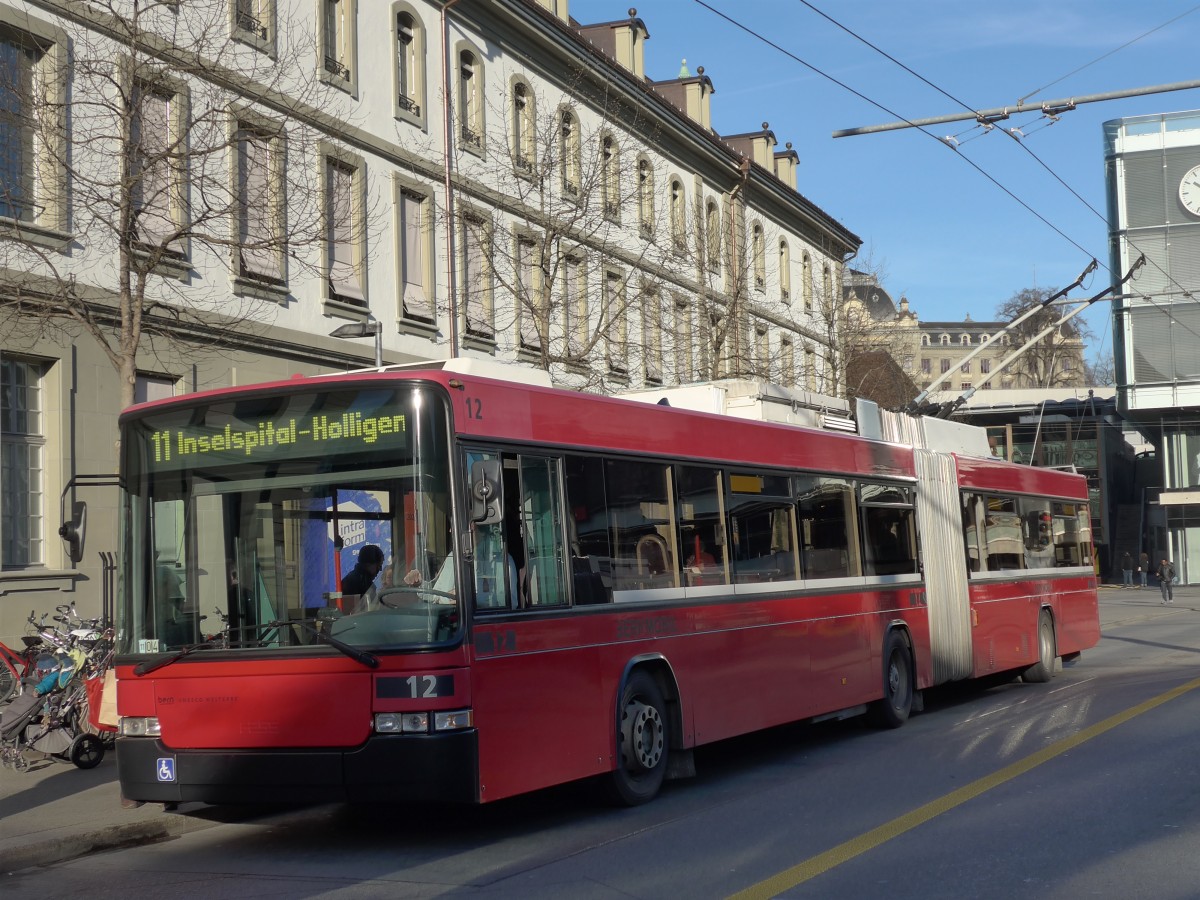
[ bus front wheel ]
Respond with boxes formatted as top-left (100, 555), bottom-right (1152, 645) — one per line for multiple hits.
top-left (606, 669), bottom-right (669, 806)
top-left (870, 630), bottom-right (913, 729)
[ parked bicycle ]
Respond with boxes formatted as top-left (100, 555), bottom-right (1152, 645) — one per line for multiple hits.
top-left (0, 603), bottom-right (116, 771)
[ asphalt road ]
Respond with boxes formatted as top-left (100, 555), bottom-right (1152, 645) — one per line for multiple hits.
top-left (9, 587), bottom-right (1200, 899)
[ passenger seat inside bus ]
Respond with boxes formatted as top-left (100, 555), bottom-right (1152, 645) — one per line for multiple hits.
top-left (568, 520), bottom-right (609, 603)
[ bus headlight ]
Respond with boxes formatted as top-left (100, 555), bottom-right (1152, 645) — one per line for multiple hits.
top-left (374, 710), bottom-right (472, 733)
top-left (434, 710), bottom-right (473, 731)
top-left (118, 716), bottom-right (161, 737)
top-left (374, 712), bottom-right (429, 734)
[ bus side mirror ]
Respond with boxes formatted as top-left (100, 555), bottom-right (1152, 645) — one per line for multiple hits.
top-left (470, 459), bottom-right (502, 525)
top-left (59, 500), bottom-right (87, 564)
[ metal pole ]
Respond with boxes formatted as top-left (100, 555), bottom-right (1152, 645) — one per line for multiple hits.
top-left (834, 79), bottom-right (1200, 139)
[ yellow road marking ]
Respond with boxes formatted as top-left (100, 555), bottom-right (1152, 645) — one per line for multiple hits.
top-left (729, 676), bottom-right (1200, 900)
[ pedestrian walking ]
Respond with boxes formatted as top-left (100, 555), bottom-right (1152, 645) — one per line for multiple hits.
top-left (1157, 558), bottom-right (1176, 604)
top-left (1139, 551), bottom-right (1150, 588)
top-left (1121, 552), bottom-right (1134, 586)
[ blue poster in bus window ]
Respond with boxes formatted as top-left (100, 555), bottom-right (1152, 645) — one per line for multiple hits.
top-left (301, 491), bottom-right (393, 608)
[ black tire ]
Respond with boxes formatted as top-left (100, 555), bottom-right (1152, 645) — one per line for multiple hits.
top-left (0, 664), bottom-right (17, 705)
top-left (69, 732), bottom-right (105, 769)
top-left (1022, 611), bottom-right (1056, 683)
top-left (870, 630), bottom-right (913, 728)
top-left (606, 669), bottom-right (670, 806)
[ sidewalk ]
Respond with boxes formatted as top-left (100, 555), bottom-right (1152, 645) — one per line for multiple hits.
top-left (0, 582), bottom-right (1195, 874)
top-left (0, 753), bottom-right (212, 873)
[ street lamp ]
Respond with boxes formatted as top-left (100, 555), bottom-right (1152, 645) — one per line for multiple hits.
top-left (329, 317), bottom-right (383, 368)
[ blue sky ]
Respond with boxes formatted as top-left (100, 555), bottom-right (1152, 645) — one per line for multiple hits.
top-left (569, 0), bottom-right (1200, 362)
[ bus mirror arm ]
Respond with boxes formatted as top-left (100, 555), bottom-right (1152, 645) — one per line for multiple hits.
top-left (470, 459), bottom-right (503, 525)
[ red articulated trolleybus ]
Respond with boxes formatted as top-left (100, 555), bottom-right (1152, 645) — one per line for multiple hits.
top-left (113, 362), bottom-right (1099, 806)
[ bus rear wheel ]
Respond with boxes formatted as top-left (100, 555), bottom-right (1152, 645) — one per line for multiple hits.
top-left (606, 670), bottom-right (669, 806)
top-left (1022, 612), bottom-right (1056, 683)
top-left (870, 630), bottom-right (913, 729)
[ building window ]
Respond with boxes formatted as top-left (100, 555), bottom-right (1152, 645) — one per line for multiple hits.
top-left (822, 265), bottom-right (832, 305)
top-left (399, 188), bottom-right (431, 322)
top-left (394, 9), bottom-right (423, 121)
top-left (0, 16), bottom-right (66, 240)
top-left (135, 373), bottom-right (174, 404)
top-left (705, 199), bottom-right (720, 274)
top-left (512, 81), bottom-right (533, 173)
top-left (605, 271), bottom-right (627, 375)
top-left (325, 154), bottom-right (366, 307)
top-left (321, 0), bottom-right (357, 89)
top-left (961, 360), bottom-right (971, 373)
top-left (960, 382), bottom-right (971, 391)
top-left (751, 223), bottom-right (765, 291)
top-left (458, 49), bottom-right (482, 153)
top-left (669, 178), bottom-right (685, 251)
top-left (564, 254), bottom-right (587, 358)
top-left (940, 334), bottom-right (950, 345)
top-left (779, 239), bottom-right (791, 301)
top-left (921, 358), bottom-right (931, 375)
top-left (1062, 357), bottom-right (1072, 372)
top-left (643, 288), bottom-right (663, 384)
top-left (236, 122), bottom-right (284, 284)
top-left (637, 157), bottom-right (654, 238)
top-left (981, 358), bottom-right (991, 374)
top-left (461, 214), bottom-right (492, 339)
top-left (802, 254), bottom-right (812, 310)
top-left (780, 337), bottom-right (795, 386)
top-left (516, 236), bottom-right (541, 350)
top-left (805, 347), bottom-right (816, 391)
top-left (921, 334), bottom-right (930, 346)
top-left (131, 82), bottom-right (183, 250)
top-left (940, 358), bottom-right (950, 374)
top-left (1, 357), bottom-right (44, 568)
top-left (674, 296), bottom-right (692, 382)
top-left (961, 333), bottom-right (971, 345)
top-left (233, 0), bottom-right (273, 46)
top-left (560, 109), bottom-right (580, 198)
top-left (601, 134), bottom-right (619, 222)
top-left (755, 323), bottom-right (769, 377)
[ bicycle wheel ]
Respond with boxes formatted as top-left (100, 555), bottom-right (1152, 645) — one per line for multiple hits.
top-left (0, 663), bottom-right (17, 705)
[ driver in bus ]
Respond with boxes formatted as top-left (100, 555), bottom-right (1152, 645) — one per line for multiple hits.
top-left (341, 544), bottom-right (385, 613)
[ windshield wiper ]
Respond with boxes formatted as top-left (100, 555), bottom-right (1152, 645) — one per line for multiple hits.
top-left (301, 622), bottom-right (379, 669)
top-left (133, 641), bottom-right (216, 677)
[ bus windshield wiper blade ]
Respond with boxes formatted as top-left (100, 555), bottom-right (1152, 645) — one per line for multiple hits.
top-left (302, 622), bottom-right (379, 669)
top-left (133, 641), bottom-right (216, 677)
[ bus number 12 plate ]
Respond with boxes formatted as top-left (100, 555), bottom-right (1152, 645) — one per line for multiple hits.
top-left (376, 674), bottom-right (454, 699)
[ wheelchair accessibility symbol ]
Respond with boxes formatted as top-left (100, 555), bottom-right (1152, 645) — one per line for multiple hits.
top-left (156, 757), bottom-right (176, 782)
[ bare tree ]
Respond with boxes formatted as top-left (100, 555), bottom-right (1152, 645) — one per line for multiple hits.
top-left (0, 0), bottom-right (364, 409)
top-left (819, 257), bottom-right (917, 403)
top-left (994, 288), bottom-right (1090, 389)
top-left (1085, 350), bottom-right (1116, 386)
top-left (446, 75), bottom-right (784, 392)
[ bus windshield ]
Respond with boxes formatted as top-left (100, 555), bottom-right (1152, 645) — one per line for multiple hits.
top-left (118, 383), bottom-right (459, 656)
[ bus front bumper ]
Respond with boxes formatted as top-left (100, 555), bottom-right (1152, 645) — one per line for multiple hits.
top-left (116, 731), bottom-right (480, 805)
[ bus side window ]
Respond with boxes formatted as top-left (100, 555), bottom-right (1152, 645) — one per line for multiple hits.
top-left (676, 465), bottom-right (727, 587)
top-left (606, 458), bottom-right (677, 592)
top-left (796, 476), bottom-right (859, 579)
top-left (517, 454), bottom-right (569, 607)
top-left (563, 455), bottom-right (612, 604)
top-left (984, 495), bottom-right (1023, 571)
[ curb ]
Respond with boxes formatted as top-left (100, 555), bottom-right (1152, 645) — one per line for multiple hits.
top-left (1, 815), bottom-right (215, 874)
